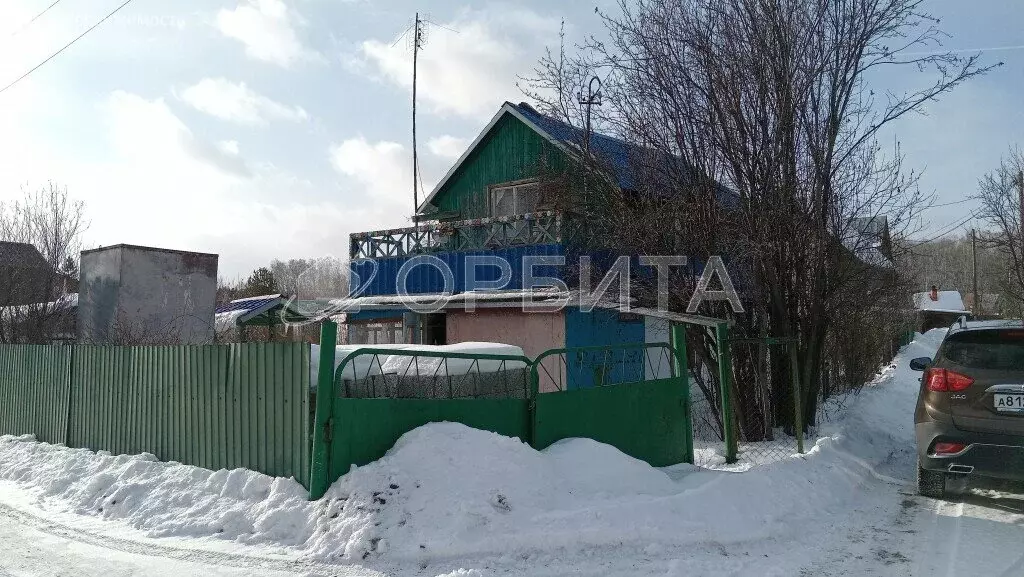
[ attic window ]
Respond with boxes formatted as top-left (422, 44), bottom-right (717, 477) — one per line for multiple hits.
top-left (490, 181), bottom-right (539, 217)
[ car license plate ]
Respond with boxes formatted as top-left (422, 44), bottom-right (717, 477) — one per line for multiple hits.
top-left (994, 393), bottom-right (1024, 413)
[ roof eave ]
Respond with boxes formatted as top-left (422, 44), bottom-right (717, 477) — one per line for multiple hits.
top-left (417, 103), bottom-right (574, 214)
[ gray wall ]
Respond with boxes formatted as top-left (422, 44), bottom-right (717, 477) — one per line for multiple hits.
top-left (78, 246), bottom-right (217, 344)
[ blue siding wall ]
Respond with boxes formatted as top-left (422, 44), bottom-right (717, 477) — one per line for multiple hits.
top-left (563, 308), bottom-right (646, 388)
top-left (350, 244), bottom-right (565, 297)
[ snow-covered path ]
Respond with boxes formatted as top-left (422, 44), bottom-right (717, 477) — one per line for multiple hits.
top-left (792, 471), bottom-right (1024, 576)
top-left (0, 504), bottom-right (297, 577)
top-left (1, 330), bottom-right (1022, 576)
top-left (0, 487), bottom-right (382, 577)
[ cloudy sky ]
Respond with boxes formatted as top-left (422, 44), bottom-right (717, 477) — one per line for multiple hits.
top-left (0, 0), bottom-right (1021, 279)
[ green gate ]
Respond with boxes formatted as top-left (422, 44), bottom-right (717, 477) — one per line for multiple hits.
top-left (309, 322), bottom-right (698, 500)
top-left (309, 322), bottom-right (534, 499)
top-left (530, 343), bottom-right (688, 466)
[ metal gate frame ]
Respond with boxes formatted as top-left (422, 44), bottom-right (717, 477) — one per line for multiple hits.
top-left (308, 314), bottom-right (797, 499)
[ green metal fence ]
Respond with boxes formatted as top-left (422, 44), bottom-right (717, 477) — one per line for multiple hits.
top-left (0, 342), bottom-right (311, 487)
top-left (0, 346), bottom-right (72, 445)
top-left (308, 322), bottom-right (693, 500)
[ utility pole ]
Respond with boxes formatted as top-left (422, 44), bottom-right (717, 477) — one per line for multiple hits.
top-left (972, 228), bottom-right (980, 316)
top-left (411, 13), bottom-right (425, 221)
top-left (578, 76), bottom-right (602, 206)
top-left (1018, 170), bottom-right (1024, 260)
top-left (578, 76), bottom-right (602, 157)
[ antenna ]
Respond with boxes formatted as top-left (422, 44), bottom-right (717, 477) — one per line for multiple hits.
top-left (411, 13), bottom-right (427, 221)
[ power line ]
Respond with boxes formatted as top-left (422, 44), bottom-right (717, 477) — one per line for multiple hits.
top-left (927, 198), bottom-right (974, 209)
top-left (0, 0), bottom-right (135, 96)
top-left (912, 210), bottom-right (980, 246)
top-left (9, 0), bottom-right (63, 37)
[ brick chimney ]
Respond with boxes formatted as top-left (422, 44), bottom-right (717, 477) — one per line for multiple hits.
top-left (929, 285), bottom-right (938, 301)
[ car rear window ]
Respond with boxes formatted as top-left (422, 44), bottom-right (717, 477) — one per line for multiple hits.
top-left (940, 329), bottom-right (1024, 370)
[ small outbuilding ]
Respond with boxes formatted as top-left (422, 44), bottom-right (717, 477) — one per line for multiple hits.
top-left (912, 286), bottom-right (971, 333)
top-left (215, 294), bottom-right (313, 342)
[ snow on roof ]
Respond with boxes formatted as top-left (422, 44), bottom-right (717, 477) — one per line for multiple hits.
top-left (949, 319), bottom-right (1024, 333)
top-left (310, 342), bottom-right (527, 389)
top-left (213, 309), bottom-right (247, 334)
top-left (912, 290), bottom-right (969, 313)
top-left (0, 292), bottom-right (78, 322)
top-left (322, 288), bottom-right (575, 316)
top-left (214, 294), bottom-right (283, 314)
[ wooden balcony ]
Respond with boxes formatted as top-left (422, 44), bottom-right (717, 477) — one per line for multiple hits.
top-left (350, 211), bottom-right (564, 260)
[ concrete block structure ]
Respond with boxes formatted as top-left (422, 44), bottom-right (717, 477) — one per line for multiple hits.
top-left (78, 244), bottom-right (218, 344)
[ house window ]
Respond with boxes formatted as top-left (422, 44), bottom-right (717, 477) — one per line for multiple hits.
top-left (349, 320), bottom-right (405, 344)
top-left (490, 181), bottom-right (539, 218)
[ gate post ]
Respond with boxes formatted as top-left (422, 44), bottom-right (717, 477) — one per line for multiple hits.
top-left (309, 320), bottom-right (337, 500)
top-left (671, 323), bottom-right (694, 464)
top-left (790, 343), bottom-right (804, 454)
top-left (716, 322), bottom-right (738, 464)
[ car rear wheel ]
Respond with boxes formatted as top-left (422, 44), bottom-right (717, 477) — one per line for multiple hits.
top-left (917, 461), bottom-right (946, 499)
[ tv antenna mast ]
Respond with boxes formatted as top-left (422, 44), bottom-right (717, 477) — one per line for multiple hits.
top-left (393, 14), bottom-right (457, 221)
top-left (410, 13), bottom-right (427, 220)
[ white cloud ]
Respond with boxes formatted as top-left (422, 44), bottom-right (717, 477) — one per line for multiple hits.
top-left (427, 135), bottom-right (470, 160)
top-left (219, 140), bottom-right (240, 155)
top-left (360, 7), bottom-right (562, 119)
top-left (329, 137), bottom-right (414, 216)
top-left (216, 0), bottom-right (320, 67)
top-left (1, 88), bottom-right (389, 279)
top-left (179, 78), bottom-right (308, 125)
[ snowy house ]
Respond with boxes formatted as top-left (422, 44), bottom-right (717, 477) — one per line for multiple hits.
top-left (342, 101), bottom-right (681, 386)
top-left (912, 286), bottom-right (971, 332)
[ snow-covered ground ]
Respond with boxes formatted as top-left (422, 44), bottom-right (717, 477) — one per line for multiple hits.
top-left (1, 329), bottom-right (1022, 576)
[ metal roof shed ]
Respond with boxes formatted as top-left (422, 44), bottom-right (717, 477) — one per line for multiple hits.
top-left (215, 294), bottom-right (312, 340)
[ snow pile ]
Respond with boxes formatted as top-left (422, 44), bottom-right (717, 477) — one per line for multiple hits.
top-left (0, 437), bottom-right (316, 546)
top-left (0, 331), bottom-right (943, 570)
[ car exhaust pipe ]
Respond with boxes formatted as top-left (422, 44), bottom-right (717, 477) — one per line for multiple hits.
top-left (948, 464), bottom-right (974, 474)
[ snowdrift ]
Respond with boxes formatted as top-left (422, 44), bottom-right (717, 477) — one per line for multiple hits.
top-left (0, 331), bottom-right (943, 567)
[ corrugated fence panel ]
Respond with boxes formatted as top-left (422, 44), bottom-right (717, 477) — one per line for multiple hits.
top-left (0, 346), bottom-right (71, 444)
top-left (0, 342), bottom-right (312, 488)
top-left (225, 342), bottom-right (310, 486)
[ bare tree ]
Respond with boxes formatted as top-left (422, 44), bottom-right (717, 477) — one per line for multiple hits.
top-left (0, 183), bottom-right (88, 344)
top-left (523, 0), bottom-right (992, 432)
top-left (972, 148), bottom-right (1024, 316)
top-left (270, 256), bottom-right (349, 299)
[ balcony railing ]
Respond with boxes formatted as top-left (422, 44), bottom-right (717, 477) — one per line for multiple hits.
top-left (350, 211), bottom-right (563, 260)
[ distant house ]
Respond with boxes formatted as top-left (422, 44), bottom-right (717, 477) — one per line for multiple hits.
top-left (912, 286), bottom-right (971, 332)
top-left (0, 241), bottom-right (60, 306)
top-left (0, 242), bottom-right (78, 343)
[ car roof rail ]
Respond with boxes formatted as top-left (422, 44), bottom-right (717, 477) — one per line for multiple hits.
top-left (957, 315), bottom-right (968, 329)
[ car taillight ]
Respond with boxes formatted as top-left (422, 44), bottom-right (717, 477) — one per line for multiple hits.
top-left (924, 368), bottom-right (974, 392)
top-left (932, 442), bottom-right (966, 455)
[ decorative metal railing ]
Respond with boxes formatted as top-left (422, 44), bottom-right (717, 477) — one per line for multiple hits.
top-left (350, 211), bottom-right (563, 259)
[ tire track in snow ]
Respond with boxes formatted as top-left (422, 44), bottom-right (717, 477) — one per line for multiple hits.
top-left (0, 500), bottom-right (377, 576)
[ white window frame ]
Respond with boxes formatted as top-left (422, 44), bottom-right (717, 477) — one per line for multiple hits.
top-left (349, 319), bottom-right (405, 344)
top-left (489, 180), bottom-right (539, 218)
